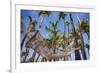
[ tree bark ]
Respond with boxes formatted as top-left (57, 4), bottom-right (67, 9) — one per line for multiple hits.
top-left (69, 13), bottom-right (81, 60)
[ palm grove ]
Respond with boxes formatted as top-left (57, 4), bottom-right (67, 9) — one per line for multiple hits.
top-left (21, 10), bottom-right (90, 63)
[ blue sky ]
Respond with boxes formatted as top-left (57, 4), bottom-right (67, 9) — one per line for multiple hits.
top-left (21, 10), bottom-right (90, 61)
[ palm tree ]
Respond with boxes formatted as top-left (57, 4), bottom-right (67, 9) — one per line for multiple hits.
top-left (58, 12), bottom-right (68, 60)
top-left (77, 16), bottom-right (87, 60)
top-left (21, 16), bottom-right (37, 50)
top-left (65, 21), bottom-right (71, 59)
top-left (58, 12), bottom-right (67, 45)
top-left (80, 19), bottom-right (90, 58)
top-left (69, 13), bottom-right (81, 60)
top-left (77, 16), bottom-right (89, 60)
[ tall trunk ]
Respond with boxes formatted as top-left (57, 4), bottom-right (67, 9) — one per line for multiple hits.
top-left (63, 19), bottom-right (68, 60)
top-left (69, 13), bottom-right (81, 60)
top-left (53, 26), bottom-right (57, 61)
top-left (68, 22), bottom-right (72, 60)
top-left (77, 16), bottom-right (87, 60)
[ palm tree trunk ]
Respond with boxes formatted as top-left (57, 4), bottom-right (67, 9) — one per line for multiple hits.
top-left (69, 13), bottom-right (81, 60)
top-left (77, 16), bottom-right (87, 60)
top-left (68, 22), bottom-right (72, 60)
top-left (63, 20), bottom-right (68, 61)
top-left (53, 27), bottom-right (57, 61)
